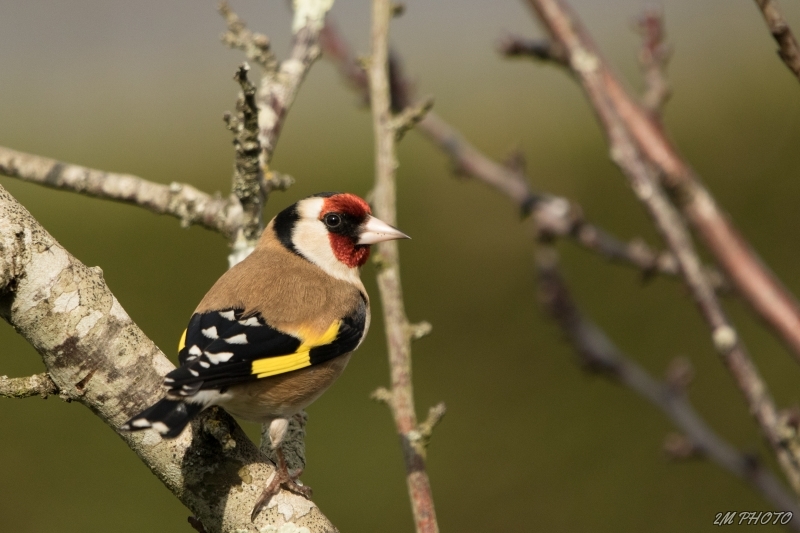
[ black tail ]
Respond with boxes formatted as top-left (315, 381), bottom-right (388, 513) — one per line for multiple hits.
top-left (121, 398), bottom-right (204, 439)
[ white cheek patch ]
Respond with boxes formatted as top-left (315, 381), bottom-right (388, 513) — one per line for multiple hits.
top-left (292, 198), bottom-right (362, 285)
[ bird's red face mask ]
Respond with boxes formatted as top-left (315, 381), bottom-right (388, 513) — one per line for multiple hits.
top-left (320, 193), bottom-right (409, 268)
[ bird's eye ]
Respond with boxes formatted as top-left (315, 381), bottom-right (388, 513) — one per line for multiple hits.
top-left (324, 213), bottom-right (342, 228)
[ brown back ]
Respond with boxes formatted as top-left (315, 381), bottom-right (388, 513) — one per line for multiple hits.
top-left (196, 223), bottom-right (366, 337)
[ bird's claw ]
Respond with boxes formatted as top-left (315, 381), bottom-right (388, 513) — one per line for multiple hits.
top-left (251, 466), bottom-right (313, 521)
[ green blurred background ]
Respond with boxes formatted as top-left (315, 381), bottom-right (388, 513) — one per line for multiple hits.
top-left (2, 0), bottom-right (800, 531)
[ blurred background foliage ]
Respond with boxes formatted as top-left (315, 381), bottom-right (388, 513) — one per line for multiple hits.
top-left (2, 0), bottom-right (800, 531)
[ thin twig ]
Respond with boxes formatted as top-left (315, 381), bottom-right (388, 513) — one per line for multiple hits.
top-left (524, 0), bottom-right (800, 366)
top-left (753, 0), bottom-right (800, 81)
top-left (524, 0), bottom-right (800, 495)
top-left (368, 1), bottom-right (441, 532)
top-left (635, 7), bottom-right (671, 117)
top-left (0, 373), bottom-right (60, 399)
top-left (219, 1), bottom-right (278, 72)
top-left (498, 34), bottom-right (569, 65)
top-left (536, 246), bottom-right (800, 525)
top-left (0, 146), bottom-right (242, 239)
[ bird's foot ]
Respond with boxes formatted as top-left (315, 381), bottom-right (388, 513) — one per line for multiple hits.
top-left (251, 458), bottom-right (312, 520)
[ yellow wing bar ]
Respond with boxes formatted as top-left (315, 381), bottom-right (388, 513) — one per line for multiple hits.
top-left (252, 320), bottom-right (340, 379)
top-left (178, 329), bottom-right (187, 352)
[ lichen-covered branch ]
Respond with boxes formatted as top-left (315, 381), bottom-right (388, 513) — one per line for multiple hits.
top-left (0, 184), bottom-right (335, 533)
top-left (219, 1), bottom-right (278, 72)
top-left (523, 0), bottom-right (800, 496)
top-left (219, 0), bottom-right (331, 263)
top-left (0, 373), bottom-right (59, 399)
top-left (0, 146), bottom-right (242, 239)
top-left (753, 0), bottom-right (800, 81)
top-left (536, 246), bottom-right (800, 526)
top-left (367, 2), bottom-right (441, 532)
top-left (224, 63), bottom-right (271, 266)
top-left (524, 0), bottom-right (800, 366)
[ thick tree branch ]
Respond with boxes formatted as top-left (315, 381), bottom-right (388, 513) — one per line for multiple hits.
top-left (524, 0), bottom-right (800, 495)
top-left (536, 246), bottom-right (800, 525)
top-left (368, 2), bottom-right (441, 532)
top-left (524, 0), bottom-right (800, 366)
top-left (0, 184), bottom-right (335, 532)
top-left (0, 146), bottom-right (242, 239)
top-left (753, 0), bottom-right (800, 81)
top-left (0, 373), bottom-right (59, 399)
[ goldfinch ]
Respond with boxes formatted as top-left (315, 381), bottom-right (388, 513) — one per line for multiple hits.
top-left (122, 192), bottom-right (408, 514)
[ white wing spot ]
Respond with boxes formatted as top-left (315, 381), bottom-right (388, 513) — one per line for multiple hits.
top-left (225, 333), bottom-right (248, 344)
top-left (189, 345), bottom-right (202, 356)
top-left (202, 326), bottom-right (219, 339)
top-left (131, 419), bottom-right (151, 428)
top-left (205, 351), bottom-right (235, 364)
top-left (151, 422), bottom-right (169, 435)
top-left (239, 317), bottom-right (260, 327)
top-left (199, 361), bottom-right (210, 369)
top-left (219, 310), bottom-right (236, 320)
top-left (189, 369), bottom-right (199, 377)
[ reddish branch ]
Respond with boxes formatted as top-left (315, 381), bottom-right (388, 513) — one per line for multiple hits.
top-left (367, 1), bottom-right (442, 532)
top-left (537, 246), bottom-right (800, 524)
top-left (753, 0), bottom-right (800, 81)
top-left (524, 0), bottom-right (800, 367)
top-left (522, 0), bottom-right (800, 495)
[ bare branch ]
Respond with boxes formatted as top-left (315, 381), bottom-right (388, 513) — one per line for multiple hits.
top-left (254, 1), bottom-right (334, 167)
top-left (0, 146), bottom-right (242, 239)
top-left (523, 0), bottom-right (800, 365)
top-left (368, 1), bottom-right (441, 531)
top-left (0, 184), bottom-right (335, 532)
top-left (636, 8), bottom-right (671, 116)
top-left (753, 0), bottom-right (800, 81)
top-left (218, 1), bottom-right (278, 72)
top-left (537, 247), bottom-right (800, 524)
top-left (0, 373), bottom-right (59, 399)
top-left (320, 20), bottom-right (726, 287)
top-left (525, 0), bottom-right (800, 496)
top-left (390, 95), bottom-right (434, 141)
top-left (498, 34), bottom-right (569, 65)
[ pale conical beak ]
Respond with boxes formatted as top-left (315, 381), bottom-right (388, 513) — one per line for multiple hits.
top-left (357, 215), bottom-right (411, 245)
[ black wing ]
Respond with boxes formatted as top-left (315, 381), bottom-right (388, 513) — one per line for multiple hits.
top-left (166, 302), bottom-right (366, 395)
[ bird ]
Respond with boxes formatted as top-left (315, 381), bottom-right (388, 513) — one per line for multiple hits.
top-left (121, 191), bottom-right (409, 517)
